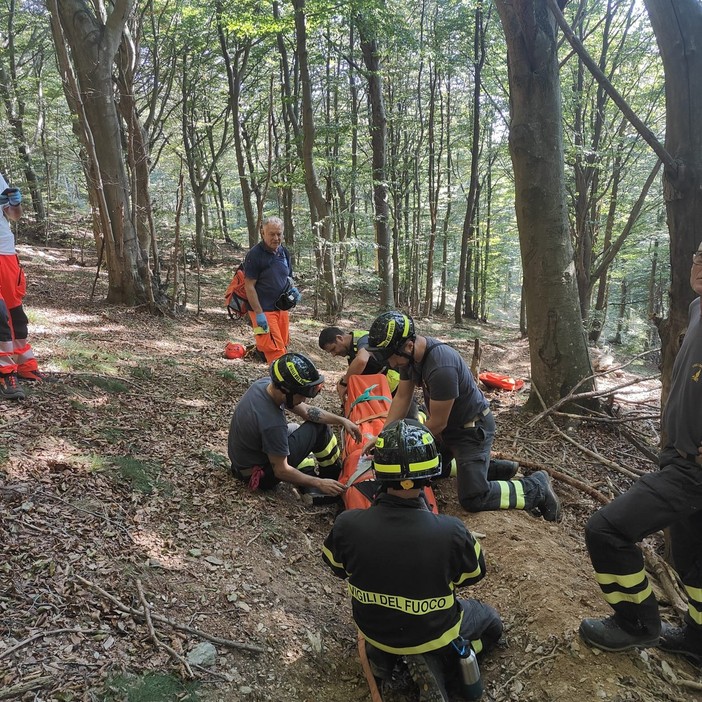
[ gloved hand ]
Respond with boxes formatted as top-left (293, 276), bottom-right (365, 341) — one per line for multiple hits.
top-left (290, 287), bottom-right (301, 304)
top-left (255, 312), bottom-right (269, 333)
top-left (0, 188), bottom-right (21, 206)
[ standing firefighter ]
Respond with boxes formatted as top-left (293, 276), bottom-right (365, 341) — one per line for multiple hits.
top-left (365, 311), bottom-right (561, 521)
top-left (322, 420), bottom-right (503, 700)
top-left (0, 174), bottom-right (42, 401)
top-left (580, 245), bottom-right (702, 661)
top-left (228, 353), bottom-right (360, 502)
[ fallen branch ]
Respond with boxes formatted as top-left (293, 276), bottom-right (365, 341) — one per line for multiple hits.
top-left (0, 627), bottom-right (97, 661)
top-left (678, 679), bottom-right (702, 692)
top-left (74, 575), bottom-right (264, 653)
top-left (530, 384), bottom-right (644, 480)
top-left (528, 374), bottom-right (659, 428)
top-left (0, 676), bottom-right (53, 700)
top-left (136, 578), bottom-right (194, 678)
top-left (552, 410), bottom-right (660, 426)
top-left (493, 453), bottom-right (609, 505)
top-left (493, 644), bottom-right (560, 697)
top-left (642, 546), bottom-right (687, 618)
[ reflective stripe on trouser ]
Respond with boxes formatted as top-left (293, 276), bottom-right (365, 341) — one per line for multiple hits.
top-left (0, 254), bottom-right (36, 374)
top-left (248, 309), bottom-right (290, 363)
top-left (440, 414), bottom-right (543, 513)
top-left (288, 421), bottom-right (341, 479)
top-left (584, 447), bottom-right (702, 634)
top-left (365, 598), bottom-right (502, 678)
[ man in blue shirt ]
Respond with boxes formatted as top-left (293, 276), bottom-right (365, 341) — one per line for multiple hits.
top-left (243, 216), bottom-right (300, 363)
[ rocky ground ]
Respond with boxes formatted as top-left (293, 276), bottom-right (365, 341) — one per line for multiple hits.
top-left (1, 243), bottom-right (701, 701)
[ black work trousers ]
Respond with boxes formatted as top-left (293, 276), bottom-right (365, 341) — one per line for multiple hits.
top-left (585, 447), bottom-right (702, 634)
top-left (366, 599), bottom-right (502, 681)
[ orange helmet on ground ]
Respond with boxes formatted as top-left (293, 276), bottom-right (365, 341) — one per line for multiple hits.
top-left (224, 342), bottom-right (246, 359)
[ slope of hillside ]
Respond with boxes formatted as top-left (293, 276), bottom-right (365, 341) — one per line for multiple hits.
top-left (1, 245), bottom-right (699, 702)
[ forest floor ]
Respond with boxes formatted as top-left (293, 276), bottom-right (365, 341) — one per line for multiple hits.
top-left (1, 241), bottom-right (701, 702)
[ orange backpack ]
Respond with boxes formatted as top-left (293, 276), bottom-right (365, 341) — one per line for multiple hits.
top-left (224, 265), bottom-right (249, 320)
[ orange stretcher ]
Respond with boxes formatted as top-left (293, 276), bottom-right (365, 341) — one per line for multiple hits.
top-left (478, 371), bottom-right (525, 392)
top-left (340, 373), bottom-right (438, 513)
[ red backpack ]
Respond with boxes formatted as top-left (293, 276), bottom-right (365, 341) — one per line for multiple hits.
top-left (224, 265), bottom-right (249, 320)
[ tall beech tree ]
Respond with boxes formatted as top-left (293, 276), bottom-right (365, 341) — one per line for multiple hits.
top-left (494, 0), bottom-right (594, 408)
top-left (48, 0), bottom-right (158, 307)
top-left (643, 0), bottom-right (702, 403)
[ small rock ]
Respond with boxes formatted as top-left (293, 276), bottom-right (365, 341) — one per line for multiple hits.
top-left (186, 642), bottom-right (217, 667)
top-left (188, 548), bottom-right (202, 557)
top-left (239, 686), bottom-right (253, 695)
top-left (235, 601), bottom-right (251, 612)
top-left (204, 555), bottom-right (224, 566)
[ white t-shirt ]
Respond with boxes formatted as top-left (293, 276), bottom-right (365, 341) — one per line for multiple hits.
top-left (0, 173), bottom-right (15, 255)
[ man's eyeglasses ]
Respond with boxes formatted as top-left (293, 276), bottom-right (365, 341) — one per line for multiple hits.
top-left (693, 251), bottom-right (702, 266)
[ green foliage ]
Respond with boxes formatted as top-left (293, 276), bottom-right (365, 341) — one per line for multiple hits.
top-left (130, 366), bottom-right (154, 381)
top-left (109, 457), bottom-right (170, 495)
top-left (0, 446), bottom-right (8, 466)
top-left (102, 672), bottom-right (199, 702)
top-left (83, 375), bottom-right (130, 394)
top-left (199, 450), bottom-right (229, 471)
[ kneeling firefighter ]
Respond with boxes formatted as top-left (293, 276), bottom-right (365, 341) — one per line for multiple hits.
top-left (322, 419), bottom-right (503, 700)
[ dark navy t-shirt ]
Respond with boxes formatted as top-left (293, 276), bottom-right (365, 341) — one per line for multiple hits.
top-left (400, 337), bottom-right (488, 431)
top-left (243, 242), bottom-right (292, 311)
top-left (228, 378), bottom-right (289, 469)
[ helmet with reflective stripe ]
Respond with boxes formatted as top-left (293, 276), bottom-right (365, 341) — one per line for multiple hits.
top-left (270, 353), bottom-right (323, 398)
top-left (367, 311), bottom-right (415, 355)
top-left (373, 419), bottom-right (441, 483)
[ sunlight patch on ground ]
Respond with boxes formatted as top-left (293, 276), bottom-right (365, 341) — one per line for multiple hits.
top-left (131, 528), bottom-right (187, 570)
top-left (178, 398), bottom-right (209, 409)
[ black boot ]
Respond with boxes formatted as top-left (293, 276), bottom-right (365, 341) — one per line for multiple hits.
top-left (659, 622), bottom-right (702, 664)
top-left (579, 615), bottom-right (659, 651)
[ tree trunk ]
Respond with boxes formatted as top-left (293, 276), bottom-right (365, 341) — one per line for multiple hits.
top-left (293, 0), bottom-right (341, 317)
top-left (358, 21), bottom-right (393, 309)
top-left (495, 0), bottom-right (594, 408)
top-left (643, 0), bottom-right (702, 406)
top-left (455, 5), bottom-right (484, 325)
top-left (50, 0), bottom-right (152, 307)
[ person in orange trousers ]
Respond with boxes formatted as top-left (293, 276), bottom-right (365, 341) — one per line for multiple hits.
top-left (243, 216), bottom-right (300, 363)
top-left (0, 173), bottom-right (42, 401)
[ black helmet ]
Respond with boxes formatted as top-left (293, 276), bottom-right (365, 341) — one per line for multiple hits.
top-left (367, 311), bottom-right (415, 355)
top-left (373, 419), bottom-right (441, 484)
top-left (270, 353), bottom-right (323, 398)
top-left (276, 277), bottom-right (297, 311)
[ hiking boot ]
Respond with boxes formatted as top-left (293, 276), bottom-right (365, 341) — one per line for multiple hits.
top-left (405, 654), bottom-right (449, 702)
top-left (488, 459), bottom-right (519, 481)
top-left (18, 368), bottom-right (45, 382)
top-left (659, 622), bottom-right (702, 665)
top-left (0, 372), bottom-right (25, 400)
top-left (530, 470), bottom-right (562, 522)
top-left (579, 615), bottom-right (659, 652)
top-left (299, 485), bottom-right (341, 506)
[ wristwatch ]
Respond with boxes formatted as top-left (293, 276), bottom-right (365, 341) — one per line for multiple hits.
top-left (338, 379), bottom-right (347, 386)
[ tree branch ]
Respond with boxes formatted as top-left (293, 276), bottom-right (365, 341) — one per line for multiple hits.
top-left (545, 0), bottom-right (677, 174)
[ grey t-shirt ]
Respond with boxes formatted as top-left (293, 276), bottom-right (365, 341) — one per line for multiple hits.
top-left (664, 298), bottom-right (702, 457)
top-left (228, 378), bottom-right (289, 469)
top-left (400, 337), bottom-right (489, 432)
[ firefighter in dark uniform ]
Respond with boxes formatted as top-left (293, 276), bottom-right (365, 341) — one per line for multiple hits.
top-left (318, 326), bottom-right (401, 402)
top-left (364, 311), bottom-right (561, 520)
top-left (322, 420), bottom-right (503, 701)
top-left (580, 246), bottom-right (702, 661)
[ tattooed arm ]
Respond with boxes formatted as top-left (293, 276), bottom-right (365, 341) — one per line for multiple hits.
top-left (292, 403), bottom-right (362, 441)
